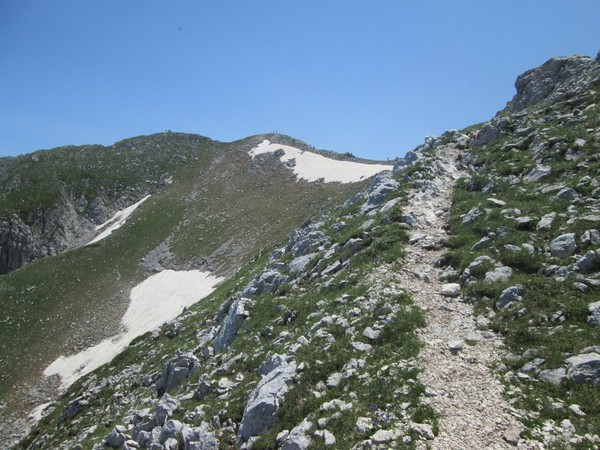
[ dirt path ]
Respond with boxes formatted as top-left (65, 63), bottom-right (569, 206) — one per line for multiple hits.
top-left (389, 145), bottom-right (529, 449)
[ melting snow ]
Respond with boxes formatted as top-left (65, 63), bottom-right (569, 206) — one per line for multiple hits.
top-left (86, 195), bottom-right (151, 245)
top-left (43, 269), bottom-right (224, 389)
top-left (249, 140), bottom-right (393, 183)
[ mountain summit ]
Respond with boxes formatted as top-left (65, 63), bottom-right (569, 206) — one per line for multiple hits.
top-left (3, 52), bottom-right (600, 449)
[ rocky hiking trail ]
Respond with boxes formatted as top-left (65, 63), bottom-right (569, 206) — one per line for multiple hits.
top-left (376, 145), bottom-right (532, 449)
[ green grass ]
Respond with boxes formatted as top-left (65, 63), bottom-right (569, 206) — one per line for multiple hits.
top-left (0, 133), bottom-right (371, 436)
top-left (444, 97), bottom-right (600, 447)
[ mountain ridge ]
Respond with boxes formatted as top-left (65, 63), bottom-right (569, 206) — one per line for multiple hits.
top-left (3, 51), bottom-right (600, 449)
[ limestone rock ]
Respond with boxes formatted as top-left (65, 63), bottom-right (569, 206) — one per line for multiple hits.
top-left (462, 207), bottom-right (482, 224)
top-left (576, 251), bottom-right (597, 274)
top-left (507, 54), bottom-right (599, 112)
top-left (155, 394), bottom-right (180, 426)
top-left (106, 429), bottom-right (127, 449)
top-left (524, 165), bottom-right (551, 182)
top-left (538, 368), bottom-right (566, 385)
top-left (213, 298), bottom-right (250, 352)
top-left (587, 302), bottom-right (600, 328)
top-left (280, 419), bottom-right (312, 450)
top-left (237, 354), bottom-right (298, 445)
top-left (496, 285), bottom-right (524, 309)
top-left (485, 266), bottom-right (512, 283)
top-left (554, 187), bottom-right (579, 201)
top-left (440, 283), bottom-right (461, 298)
top-left (537, 212), bottom-right (556, 230)
top-left (359, 171), bottom-right (399, 213)
top-left (550, 233), bottom-right (577, 258)
top-left (156, 353), bottom-right (199, 395)
top-left (159, 420), bottom-right (183, 444)
top-left (566, 353), bottom-right (600, 384)
top-left (471, 123), bottom-right (500, 147)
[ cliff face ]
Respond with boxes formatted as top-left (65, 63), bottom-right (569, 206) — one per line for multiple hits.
top-left (0, 190), bottom-right (144, 274)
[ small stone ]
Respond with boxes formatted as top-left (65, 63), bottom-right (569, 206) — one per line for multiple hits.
top-left (410, 422), bottom-right (434, 440)
top-left (554, 187), bottom-right (579, 201)
top-left (314, 430), bottom-right (336, 446)
top-left (562, 418), bottom-right (576, 434)
top-left (576, 251), bottom-right (597, 274)
top-left (106, 430), bottom-right (126, 449)
top-left (496, 285), bottom-right (524, 309)
top-left (514, 216), bottom-right (534, 230)
top-left (465, 332), bottom-right (483, 344)
top-left (550, 233), bottom-right (577, 259)
top-left (462, 207), bottom-right (482, 224)
top-left (569, 404), bottom-right (586, 416)
top-left (351, 341), bottom-right (373, 353)
top-left (472, 236), bottom-right (494, 251)
top-left (372, 429), bottom-right (396, 443)
top-left (448, 340), bottom-right (464, 353)
top-left (356, 417), bottom-right (373, 434)
top-left (487, 198), bottom-right (506, 207)
top-left (566, 353), bottom-right (600, 384)
top-left (537, 212), bottom-right (556, 230)
top-left (276, 430), bottom-right (290, 442)
top-left (362, 327), bottom-right (380, 340)
top-left (476, 315), bottom-right (491, 328)
top-left (538, 368), bottom-right (566, 385)
top-left (588, 301), bottom-right (600, 327)
top-left (485, 266), bottom-right (513, 283)
top-left (520, 358), bottom-right (545, 373)
top-left (440, 283), bottom-right (461, 298)
top-left (326, 373), bottom-right (342, 388)
top-left (503, 426), bottom-right (522, 445)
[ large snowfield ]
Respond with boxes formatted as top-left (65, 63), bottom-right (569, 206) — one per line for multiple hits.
top-left (43, 270), bottom-right (224, 390)
top-left (249, 140), bottom-right (393, 183)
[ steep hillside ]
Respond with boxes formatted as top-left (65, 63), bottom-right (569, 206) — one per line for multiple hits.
top-left (0, 134), bottom-right (391, 445)
top-left (7, 52), bottom-right (600, 450)
top-left (442, 53), bottom-right (600, 446)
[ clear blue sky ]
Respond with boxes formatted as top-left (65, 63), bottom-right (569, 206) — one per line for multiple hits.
top-left (1, 1), bottom-right (598, 160)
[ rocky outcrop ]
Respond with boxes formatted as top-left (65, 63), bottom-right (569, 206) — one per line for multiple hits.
top-left (237, 355), bottom-right (298, 446)
top-left (506, 54), bottom-right (600, 113)
top-left (0, 190), bottom-right (146, 274)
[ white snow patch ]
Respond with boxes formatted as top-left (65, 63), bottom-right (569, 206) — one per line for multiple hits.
top-left (28, 401), bottom-right (53, 423)
top-left (86, 195), bottom-right (151, 245)
top-left (43, 269), bottom-right (224, 389)
top-left (249, 140), bottom-right (393, 183)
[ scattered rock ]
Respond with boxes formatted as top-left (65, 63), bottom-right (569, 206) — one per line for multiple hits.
top-left (462, 207), bottom-right (483, 224)
top-left (237, 355), bottom-right (298, 445)
top-left (503, 426), bottom-right (522, 445)
top-left (440, 283), bottom-right (461, 298)
top-left (313, 430), bottom-right (336, 446)
top-left (550, 233), bottom-right (577, 258)
top-left (496, 285), bottom-right (524, 309)
top-left (410, 422), bottom-right (435, 440)
top-left (588, 302), bottom-right (600, 328)
top-left (576, 251), bottom-right (597, 274)
top-left (536, 212), bottom-right (556, 230)
top-left (485, 266), bottom-right (513, 283)
top-left (566, 353), bottom-right (600, 385)
top-left (280, 419), bottom-right (312, 450)
top-left (538, 368), bottom-right (566, 385)
top-left (106, 429), bottom-right (127, 448)
top-left (156, 353), bottom-right (199, 395)
top-left (213, 298), bottom-right (251, 352)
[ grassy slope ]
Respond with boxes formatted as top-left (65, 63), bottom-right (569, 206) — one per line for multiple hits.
top-left (23, 169), bottom-right (437, 450)
top-left (443, 85), bottom-right (600, 446)
top-left (0, 135), bottom-right (369, 426)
